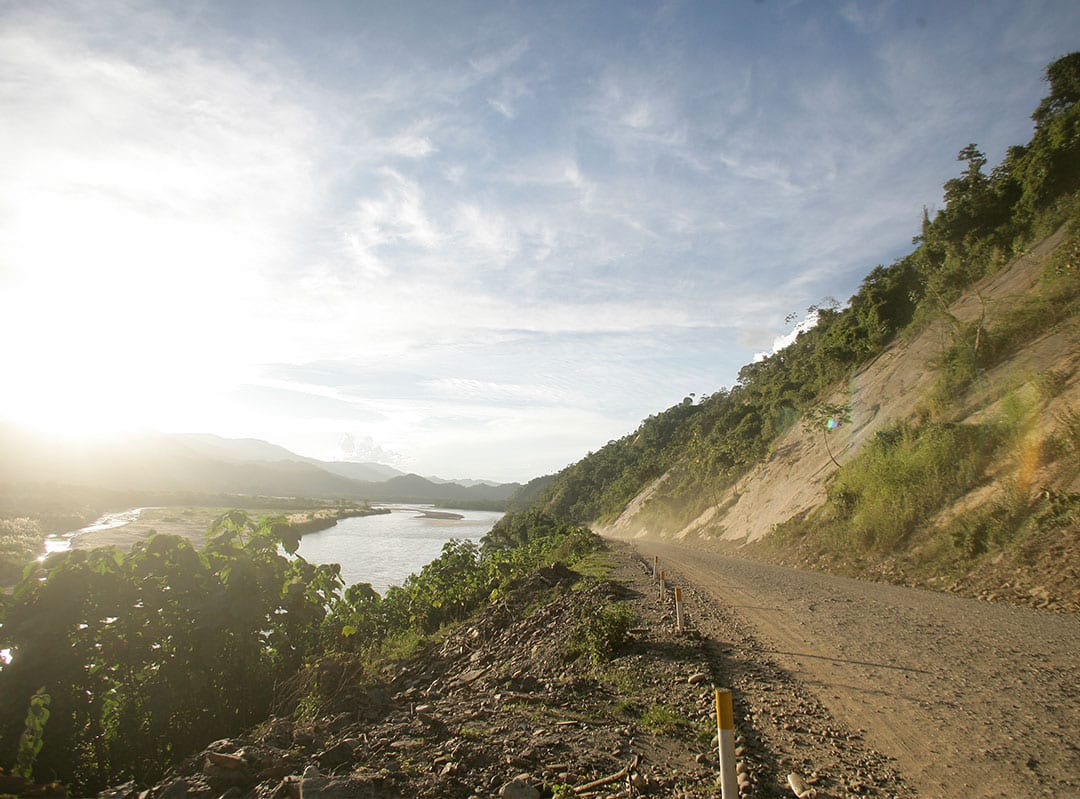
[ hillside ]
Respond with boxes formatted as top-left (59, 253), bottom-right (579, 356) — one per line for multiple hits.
top-left (602, 223), bottom-right (1077, 540)
top-left (517, 54), bottom-right (1080, 611)
top-left (584, 221), bottom-right (1079, 610)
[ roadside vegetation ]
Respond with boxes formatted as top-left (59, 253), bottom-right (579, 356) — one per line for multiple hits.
top-left (0, 508), bottom-right (598, 793)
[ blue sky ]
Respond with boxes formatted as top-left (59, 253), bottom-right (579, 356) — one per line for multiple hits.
top-left (1, 0), bottom-right (1078, 482)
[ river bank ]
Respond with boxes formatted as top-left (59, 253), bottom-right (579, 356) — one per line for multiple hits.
top-left (65, 505), bottom-right (387, 552)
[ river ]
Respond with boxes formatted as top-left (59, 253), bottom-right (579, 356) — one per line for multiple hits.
top-left (43, 507), bottom-right (160, 554)
top-left (48, 504), bottom-right (504, 595)
top-left (294, 505), bottom-right (504, 593)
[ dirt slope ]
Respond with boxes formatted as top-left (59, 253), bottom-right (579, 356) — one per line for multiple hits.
top-left (598, 225), bottom-right (1079, 546)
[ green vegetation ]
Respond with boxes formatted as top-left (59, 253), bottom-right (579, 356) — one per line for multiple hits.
top-left (773, 419), bottom-right (1010, 556)
top-left (0, 518), bottom-right (42, 585)
top-left (0, 508), bottom-right (598, 793)
top-left (575, 600), bottom-right (636, 665)
top-left (828, 421), bottom-right (1007, 552)
top-left (14, 689), bottom-right (50, 781)
top-left (0, 512), bottom-right (338, 790)
top-left (640, 703), bottom-right (694, 738)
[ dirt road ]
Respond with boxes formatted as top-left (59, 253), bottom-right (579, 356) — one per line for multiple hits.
top-left (628, 540), bottom-right (1080, 799)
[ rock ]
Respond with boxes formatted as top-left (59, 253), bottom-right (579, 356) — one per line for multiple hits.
top-left (97, 781), bottom-right (137, 799)
top-left (455, 667), bottom-right (489, 686)
top-left (156, 780), bottom-right (190, 799)
top-left (206, 751), bottom-right (247, 771)
top-left (687, 672), bottom-right (710, 685)
top-left (316, 740), bottom-right (356, 769)
top-left (787, 772), bottom-right (817, 798)
top-left (497, 778), bottom-right (540, 799)
top-left (297, 766), bottom-right (334, 799)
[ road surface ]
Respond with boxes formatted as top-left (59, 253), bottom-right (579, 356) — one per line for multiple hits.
top-left (627, 539), bottom-right (1080, 798)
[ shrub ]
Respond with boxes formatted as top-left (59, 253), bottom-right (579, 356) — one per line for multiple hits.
top-left (577, 601), bottom-right (636, 664)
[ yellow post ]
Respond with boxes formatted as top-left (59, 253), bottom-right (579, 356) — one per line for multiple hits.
top-left (715, 688), bottom-right (737, 799)
top-left (674, 586), bottom-right (684, 632)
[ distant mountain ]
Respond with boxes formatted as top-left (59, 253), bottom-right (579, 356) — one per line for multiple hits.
top-left (424, 475), bottom-right (504, 487)
top-left (380, 474), bottom-right (517, 503)
top-left (173, 434), bottom-right (307, 464)
top-left (175, 433), bottom-right (406, 483)
top-left (319, 460), bottom-right (405, 483)
top-left (0, 426), bottom-right (518, 507)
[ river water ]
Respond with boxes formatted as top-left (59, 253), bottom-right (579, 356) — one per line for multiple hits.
top-left (295, 505), bottom-right (504, 593)
top-left (43, 507), bottom-right (159, 554)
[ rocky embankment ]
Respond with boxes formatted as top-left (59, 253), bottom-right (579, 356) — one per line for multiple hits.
top-left (91, 546), bottom-right (912, 799)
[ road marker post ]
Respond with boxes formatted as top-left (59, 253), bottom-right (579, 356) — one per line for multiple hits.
top-left (715, 688), bottom-right (737, 799)
top-left (658, 570), bottom-right (665, 600)
top-left (674, 586), bottom-right (684, 632)
top-left (653, 555), bottom-right (658, 579)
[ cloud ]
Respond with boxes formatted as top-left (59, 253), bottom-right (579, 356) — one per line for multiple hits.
top-left (341, 169), bottom-right (443, 278)
top-left (338, 433), bottom-right (404, 465)
top-left (421, 377), bottom-right (568, 406)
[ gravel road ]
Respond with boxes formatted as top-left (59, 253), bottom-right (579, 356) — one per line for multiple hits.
top-left (628, 539), bottom-right (1080, 799)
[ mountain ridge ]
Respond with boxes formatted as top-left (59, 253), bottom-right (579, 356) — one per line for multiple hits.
top-left (0, 426), bottom-right (519, 506)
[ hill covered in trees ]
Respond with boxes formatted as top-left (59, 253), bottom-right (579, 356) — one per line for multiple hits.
top-left (511, 53), bottom-right (1080, 605)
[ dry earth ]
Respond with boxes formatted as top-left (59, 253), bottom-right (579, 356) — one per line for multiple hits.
top-left (631, 539), bottom-right (1080, 799)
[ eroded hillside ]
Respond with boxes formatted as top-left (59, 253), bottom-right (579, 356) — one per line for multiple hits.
top-left (598, 223), bottom-right (1080, 610)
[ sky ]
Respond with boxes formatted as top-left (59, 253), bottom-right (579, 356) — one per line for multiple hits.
top-left (1, 0), bottom-right (1078, 483)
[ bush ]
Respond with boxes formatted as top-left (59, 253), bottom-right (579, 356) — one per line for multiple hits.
top-left (577, 600), bottom-right (636, 664)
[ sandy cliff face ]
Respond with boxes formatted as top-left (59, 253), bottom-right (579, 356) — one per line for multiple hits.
top-left (599, 225), bottom-right (1079, 545)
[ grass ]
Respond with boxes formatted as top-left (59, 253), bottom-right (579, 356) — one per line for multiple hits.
top-left (571, 550), bottom-right (617, 583)
top-left (824, 420), bottom-right (1008, 553)
top-left (595, 663), bottom-right (648, 696)
top-left (640, 703), bottom-right (693, 738)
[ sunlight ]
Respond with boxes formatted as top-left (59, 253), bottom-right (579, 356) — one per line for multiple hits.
top-left (0, 184), bottom-right (270, 436)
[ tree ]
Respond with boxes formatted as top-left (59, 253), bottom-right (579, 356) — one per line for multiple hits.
top-left (1032, 51), bottom-right (1080, 127)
